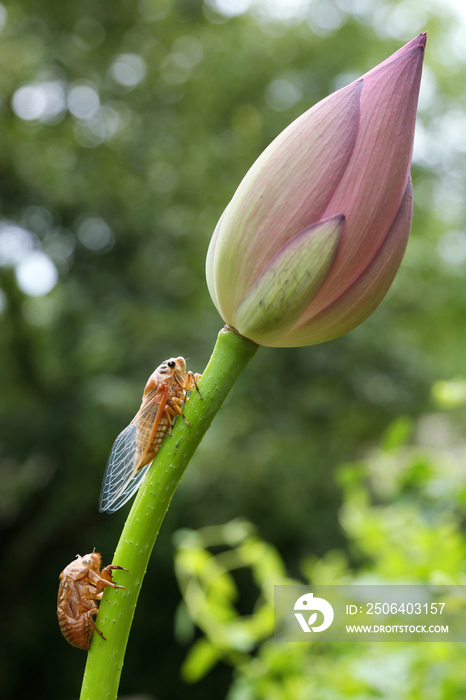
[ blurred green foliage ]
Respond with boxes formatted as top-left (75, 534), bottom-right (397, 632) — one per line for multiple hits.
top-left (1, 0), bottom-right (466, 697)
top-left (174, 411), bottom-right (466, 699)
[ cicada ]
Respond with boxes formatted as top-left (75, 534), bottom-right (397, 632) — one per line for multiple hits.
top-left (99, 356), bottom-right (202, 513)
top-left (57, 551), bottom-right (128, 650)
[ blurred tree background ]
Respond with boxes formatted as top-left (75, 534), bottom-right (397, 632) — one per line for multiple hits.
top-left (171, 412), bottom-right (466, 699)
top-left (1, 0), bottom-right (466, 697)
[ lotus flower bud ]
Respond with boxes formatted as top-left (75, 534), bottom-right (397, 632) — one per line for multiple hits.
top-left (206, 34), bottom-right (426, 347)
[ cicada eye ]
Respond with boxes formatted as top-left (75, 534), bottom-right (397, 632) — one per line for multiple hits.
top-left (167, 360), bottom-right (176, 368)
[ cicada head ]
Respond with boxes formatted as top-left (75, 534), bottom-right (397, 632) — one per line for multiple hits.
top-left (154, 356), bottom-right (187, 385)
top-left (81, 551), bottom-right (102, 571)
top-left (172, 356), bottom-right (187, 385)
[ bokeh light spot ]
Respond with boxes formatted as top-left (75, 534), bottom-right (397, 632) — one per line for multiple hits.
top-left (15, 252), bottom-right (58, 296)
top-left (265, 77), bottom-right (302, 111)
top-left (437, 230), bottom-right (466, 266)
top-left (12, 82), bottom-right (66, 123)
top-left (0, 225), bottom-right (35, 266)
top-left (68, 82), bottom-right (100, 120)
top-left (205, 0), bottom-right (252, 17)
top-left (77, 217), bottom-right (114, 251)
top-left (172, 36), bottom-right (204, 68)
top-left (109, 54), bottom-right (147, 88)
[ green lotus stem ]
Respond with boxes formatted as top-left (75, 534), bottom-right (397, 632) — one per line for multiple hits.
top-left (79, 326), bottom-right (259, 700)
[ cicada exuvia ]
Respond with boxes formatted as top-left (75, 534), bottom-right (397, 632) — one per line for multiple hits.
top-left (57, 551), bottom-right (128, 650)
top-left (99, 356), bottom-right (202, 513)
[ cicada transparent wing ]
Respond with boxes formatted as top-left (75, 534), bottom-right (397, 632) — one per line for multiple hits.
top-left (99, 390), bottom-right (166, 513)
top-left (99, 422), bottom-right (150, 513)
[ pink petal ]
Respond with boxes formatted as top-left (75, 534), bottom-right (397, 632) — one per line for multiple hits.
top-left (303, 35), bottom-right (424, 318)
top-left (271, 179), bottom-right (413, 347)
top-left (209, 79), bottom-right (362, 323)
top-left (205, 210), bottom-right (225, 314)
top-left (232, 215), bottom-right (344, 345)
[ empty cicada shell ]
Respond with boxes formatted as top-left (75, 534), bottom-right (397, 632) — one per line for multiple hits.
top-left (57, 551), bottom-right (128, 650)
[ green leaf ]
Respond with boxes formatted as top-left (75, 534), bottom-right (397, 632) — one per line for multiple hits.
top-left (181, 638), bottom-right (222, 683)
top-left (432, 378), bottom-right (466, 408)
top-left (380, 415), bottom-right (413, 451)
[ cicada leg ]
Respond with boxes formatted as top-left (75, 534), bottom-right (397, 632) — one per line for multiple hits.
top-left (184, 371), bottom-right (203, 399)
top-left (88, 567), bottom-right (127, 595)
top-left (163, 404), bottom-right (176, 435)
top-left (171, 396), bottom-right (193, 427)
top-left (90, 616), bottom-right (107, 642)
top-left (101, 564), bottom-right (129, 578)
